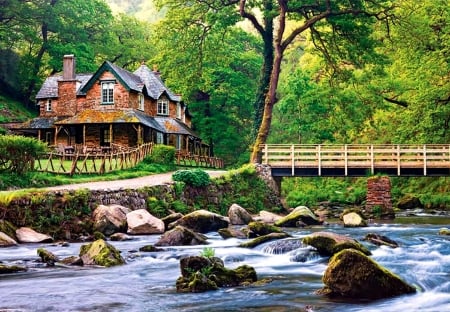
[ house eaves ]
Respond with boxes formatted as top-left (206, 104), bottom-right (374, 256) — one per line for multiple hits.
top-left (133, 64), bottom-right (181, 102)
top-left (154, 116), bottom-right (200, 138)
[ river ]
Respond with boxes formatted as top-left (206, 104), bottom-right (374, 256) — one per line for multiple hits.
top-left (1, 216), bottom-right (449, 312)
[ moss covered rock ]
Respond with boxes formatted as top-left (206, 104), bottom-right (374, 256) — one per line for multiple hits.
top-left (320, 249), bottom-right (416, 299)
top-left (155, 225), bottom-right (208, 246)
top-left (37, 248), bottom-right (59, 266)
top-left (239, 232), bottom-right (290, 248)
top-left (302, 231), bottom-right (371, 256)
top-left (246, 221), bottom-right (284, 237)
top-left (79, 239), bottom-right (125, 267)
top-left (168, 209), bottom-right (229, 233)
top-left (176, 255), bottom-right (257, 293)
top-left (364, 233), bottom-right (399, 248)
top-left (438, 228), bottom-right (450, 236)
top-left (0, 264), bottom-right (27, 274)
top-left (274, 206), bottom-right (322, 227)
top-left (0, 231), bottom-right (17, 247)
top-left (0, 220), bottom-right (17, 240)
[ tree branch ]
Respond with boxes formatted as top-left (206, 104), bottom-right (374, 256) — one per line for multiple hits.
top-left (239, 0), bottom-right (265, 36)
top-left (382, 96), bottom-right (408, 107)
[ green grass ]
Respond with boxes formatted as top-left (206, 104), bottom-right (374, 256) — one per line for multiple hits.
top-left (0, 94), bottom-right (36, 122)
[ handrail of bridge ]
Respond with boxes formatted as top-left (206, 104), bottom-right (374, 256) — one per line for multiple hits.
top-left (260, 144), bottom-right (450, 176)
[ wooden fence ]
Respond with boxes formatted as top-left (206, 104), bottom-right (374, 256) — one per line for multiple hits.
top-left (35, 143), bottom-right (154, 175)
top-left (175, 151), bottom-right (224, 169)
top-left (260, 144), bottom-right (450, 176)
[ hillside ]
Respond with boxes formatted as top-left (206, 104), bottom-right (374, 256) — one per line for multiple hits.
top-left (0, 94), bottom-right (36, 127)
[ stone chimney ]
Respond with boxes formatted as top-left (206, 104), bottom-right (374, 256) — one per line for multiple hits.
top-left (62, 54), bottom-right (76, 80)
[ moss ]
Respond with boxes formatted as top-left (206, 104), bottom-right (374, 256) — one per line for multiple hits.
top-left (0, 264), bottom-right (27, 274)
top-left (247, 221), bottom-right (283, 236)
top-left (79, 239), bottom-right (125, 267)
top-left (438, 228), bottom-right (450, 235)
top-left (302, 232), bottom-right (371, 256)
top-left (239, 232), bottom-right (290, 248)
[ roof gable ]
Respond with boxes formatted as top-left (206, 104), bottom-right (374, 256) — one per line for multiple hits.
top-left (36, 73), bottom-right (92, 100)
top-left (133, 64), bottom-right (181, 102)
top-left (80, 61), bottom-right (143, 95)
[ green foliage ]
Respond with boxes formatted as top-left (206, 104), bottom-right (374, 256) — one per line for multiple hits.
top-left (0, 135), bottom-right (48, 175)
top-left (146, 196), bottom-right (170, 217)
top-left (172, 169), bottom-right (210, 188)
top-left (146, 145), bottom-right (176, 166)
top-left (200, 247), bottom-right (215, 258)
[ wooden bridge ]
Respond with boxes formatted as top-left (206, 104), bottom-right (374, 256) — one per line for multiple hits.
top-left (260, 144), bottom-right (450, 177)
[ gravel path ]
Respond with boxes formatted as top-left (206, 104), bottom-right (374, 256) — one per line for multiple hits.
top-left (43, 170), bottom-right (227, 191)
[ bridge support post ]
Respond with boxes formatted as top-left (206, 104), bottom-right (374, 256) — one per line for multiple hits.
top-left (365, 176), bottom-right (394, 219)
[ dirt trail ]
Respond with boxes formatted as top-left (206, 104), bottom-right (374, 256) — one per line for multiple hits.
top-left (43, 170), bottom-right (227, 191)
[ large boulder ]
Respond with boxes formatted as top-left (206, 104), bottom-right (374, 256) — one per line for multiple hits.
top-left (168, 209), bottom-right (228, 233)
top-left (79, 239), bottom-right (125, 267)
top-left (255, 210), bottom-right (282, 224)
top-left (92, 204), bottom-right (130, 236)
top-left (218, 227), bottom-right (247, 239)
top-left (0, 220), bottom-right (17, 240)
top-left (0, 231), bottom-right (18, 247)
top-left (161, 212), bottom-right (184, 229)
top-left (228, 204), bottom-right (253, 225)
top-left (274, 206), bottom-right (322, 227)
top-left (397, 194), bottom-right (422, 210)
top-left (176, 255), bottom-right (257, 293)
top-left (302, 231), bottom-right (371, 256)
top-left (16, 227), bottom-right (53, 243)
top-left (0, 264), bottom-right (27, 274)
top-left (155, 225), bottom-right (208, 246)
top-left (126, 209), bottom-right (165, 235)
top-left (246, 221), bottom-right (284, 237)
top-left (342, 212), bottom-right (368, 227)
top-left (320, 249), bottom-right (416, 299)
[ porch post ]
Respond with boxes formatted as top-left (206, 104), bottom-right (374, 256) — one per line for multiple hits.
top-left (109, 123), bottom-right (113, 145)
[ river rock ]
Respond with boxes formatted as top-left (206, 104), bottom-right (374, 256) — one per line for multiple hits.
top-left (255, 210), bottom-right (282, 223)
top-left (438, 228), bottom-right (450, 236)
top-left (397, 194), bottom-right (422, 210)
top-left (16, 227), bottom-right (53, 243)
top-left (126, 209), bottom-right (165, 235)
top-left (37, 248), bottom-right (59, 266)
top-left (274, 206), bottom-right (322, 227)
top-left (110, 233), bottom-right (133, 241)
top-left (228, 204), bottom-right (253, 225)
top-left (79, 239), bottom-right (125, 267)
top-left (246, 221), bottom-right (284, 237)
top-left (320, 249), bottom-right (416, 299)
top-left (92, 204), bottom-right (130, 236)
top-left (261, 238), bottom-right (304, 254)
top-left (0, 231), bottom-right (18, 247)
top-left (0, 264), bottom-right (27, 274)
top-left (0, 220), bottom-right (17, 240)
top-left (342, 212), bottom-right (367, 227)
top-left (302, 231), bottom-right (371, 256)
top-left (161, 212), bottom-right (184, 229)
top-left (239, 232), bottom-right (290, 248)
top-left (176, 255), bottom-right (257, 293)
top-left (168, 209), bottom-right (229, 233)
top-left (218, 227), bottom-right (247, 239)
top-left (364, 233), bottom-right (399, 248)
top-left (155, 225), bottom-right (208, 246)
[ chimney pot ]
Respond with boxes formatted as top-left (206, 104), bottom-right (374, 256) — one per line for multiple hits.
top-left (63, 54), bottom-right (76, 80)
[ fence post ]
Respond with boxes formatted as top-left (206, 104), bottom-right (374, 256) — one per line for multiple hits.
top-left (318, 144), bottom-right (322, 176)
top-left (370, 145), bottom-right (374, 175)
top-left (344, 144), bottom-right (348, 176)
top-left (397, 144), bottom-right (401, 176)
top-left (423, 145), bottom-right (427, 176)
top-left (291, 144), bottom-right (295, 176)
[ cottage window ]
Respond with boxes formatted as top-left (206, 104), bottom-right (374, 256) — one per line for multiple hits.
top-left (157, 98), bottom-right (169, 116)
top-left (176, 102), bottom-right (181, 119)
top-left (101, 81), bottom-right (114, 104)
top-left (46, 99), bottom-right (52, 111)
top-left (156, 132), bottom-right (164, 144)
top-left (138, 93), bottom-right (144, 110)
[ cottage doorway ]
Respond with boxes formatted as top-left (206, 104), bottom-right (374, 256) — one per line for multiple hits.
top-left (100, 127), bottom-right (111, 147)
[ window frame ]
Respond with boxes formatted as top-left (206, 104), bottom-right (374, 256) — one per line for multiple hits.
top-left (157, 97), bottom-right (169, 116)
top-left (101, 81), bottom-right (115, 105)
top-left (46, 99), bottom-right (52, 112)
top-left (138, 93), bottom-right (144, 111)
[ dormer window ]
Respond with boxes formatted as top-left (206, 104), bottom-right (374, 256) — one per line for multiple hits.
top-left (101, 81), bottom-right (114, 104)
top-left (157, 97), bottom-right (169, 116)
top-left (138, 93), bottom-right (144, 110)
top-left (46, 99), bottom-right (52, 111)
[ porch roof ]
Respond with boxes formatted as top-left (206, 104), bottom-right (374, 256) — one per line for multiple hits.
top-left (10, 116), bottom-right (65, 130)
top-left (154, 117), bottom-right (200, 139)
top-left (54, 109), bottom-right (165, 132)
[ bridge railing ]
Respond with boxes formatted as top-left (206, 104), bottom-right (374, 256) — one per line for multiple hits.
top-left (260, 144), bottom-right (450, 176)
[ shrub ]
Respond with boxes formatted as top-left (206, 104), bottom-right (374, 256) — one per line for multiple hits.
top-left (172, 169), bottom-right (210, 187)
top-left (0, 135), bottom-right (48, 175)
top-left (146, 144), bottom-right (176, 165)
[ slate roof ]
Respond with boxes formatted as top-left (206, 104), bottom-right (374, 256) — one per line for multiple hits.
top-left (154, 117), bottom-right (200, 138)
top-left (133, 64), bottom-right (181, 102)
top-left (11, 116), bottom-right (65, 129)
top-left (35, 74), bottom-right (92, 100)
top-left (54, 109), bottom-right (165, 132)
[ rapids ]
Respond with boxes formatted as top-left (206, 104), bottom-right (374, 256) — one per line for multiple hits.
top-left (1, 217), bottom-right (449, 312)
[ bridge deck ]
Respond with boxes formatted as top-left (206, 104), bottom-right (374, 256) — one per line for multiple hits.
top-left (260, 144), bottom-right (450, 177)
